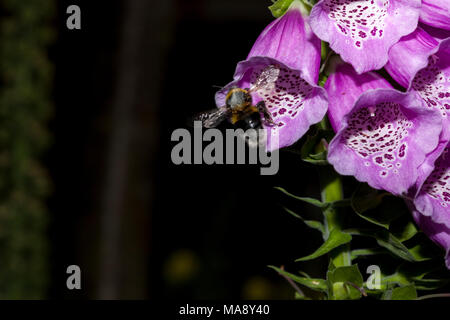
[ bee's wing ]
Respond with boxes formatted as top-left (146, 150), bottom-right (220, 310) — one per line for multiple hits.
top-left (192, 106), bottom-right (231, 128)
top-left (249, 64), bottom-right (280, 93)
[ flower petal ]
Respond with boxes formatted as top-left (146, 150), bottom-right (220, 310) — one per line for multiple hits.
top-left (310, 0), bottom-right (421, 74)
top-left (248, 0), bottom-right (321, 84)
top-left (412, 205), bottom-right (450, 269)
top-left (325, 57), bottom-right (392, 132)
top-left (385, 27), bottom-right (439, 89)
top-left (410, 39), bottom-right (450, 137)
top-left (216, 56), bottom-right (328, 151)
top-left (328, 89), bottom-right (442, 196)
top-left (407, 39), bottom-right (450, 196)
top-left (414, 144), bottom-right (450, 229)
top-left (420, 0), bottom-right (450, 31)
top-left (414, 140), bottom-right (448, 198)
top-left (420, 23), bottom-right (450, 42)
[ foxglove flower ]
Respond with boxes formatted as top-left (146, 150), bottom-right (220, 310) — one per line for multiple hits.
top-left (411, 144), bottom-right (450, 269)
top-left (309, 0), bottom-right (421, 74)
top-left (327, 80), bottom-right (442, 196)
top-left (413, 210), bottom-right (450, 269)
top-left (387, 32), bottom-right (450, 267)
top-left (216, 0), bottom-right (328, 151)
top-left (415, 144), bottom-right (450, 227)
top-left (324, 57), bottom-right (391, 132)
top-left (385, 27), bottom-right (440, 89)
top-left (409, 39), bottom-right (450, 189)
top-left (420, 23), bottom-right (450, 42)
top-left (387, 36), bottom-right (450, 190)
top-left (387, 38), bottom-right (450, 130)
top-left (419, 0), bottom-right (450, 31)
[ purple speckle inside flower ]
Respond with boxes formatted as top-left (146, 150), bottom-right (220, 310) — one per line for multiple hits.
top-left (422, 147), bottom-right (450, 208)
top-left (342, 102), bottom-right (413, 177)
top-left (249, 64), bottom-right (313, 131)
top-left (412, 56), bottom-right (450, 118)
top-left (325, 0), bottom-right (389, 49)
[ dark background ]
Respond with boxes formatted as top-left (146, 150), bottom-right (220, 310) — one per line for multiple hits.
top-left (48, 0), bottom-right (325, 299)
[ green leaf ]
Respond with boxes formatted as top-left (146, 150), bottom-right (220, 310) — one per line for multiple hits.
top-left (390, 220), bottom-right (418, 242)
top-left (269, 0), bottom-right (295, 17)
top-left (351, 184), bottom-right (385, 214)
top-left (382, 285), bottom-right (417, 300)
top-left (351, 184), bottom-right (403, 229)
top-left (298, 270), bottom-right (311, 278)
top-left (408, 244), bottom-right (434, 262)
top-left (296, 229), bottom-right (352, 261)
top-left (414, 278), bottom-right (450, 290)
top-left (350, 248), bottom-right (387, 260)
top-left (381, 290), bottom-right (393, 300)
top-left (319, 73), bottom-right (328, 87)
top-left (348, 229), bottom-right (439, 264)
top-left (309, 151), bottom-right (327, 161)
top-left (328, 260), bottom-right (336, 272)
top-left (304, 150), bottom-right (329, 165)
top-left (381, 274), bottom-right (408, 289)
top-left (268, 266), bottom-right (328, 292)
top-left (282, 207), bottom-right (325, 234)
top-left (303, 158), bottom-right (329, 165)
top-left (384, 262), bottom-right (430, 285)
top-left (345, 229), bottom-right (416, 262)
top-left (380, 261), bottom-right (449, 290)
top-left (269, 0), bottom-right (312, 18)
top-left (300, 128), bottom-right (334, 166)
top-left (327, 265), bottom-right (364, 300)
top-left (275, 187), bottom-right (326, 208)
top-left (294, 292), bottom-right (312, 300)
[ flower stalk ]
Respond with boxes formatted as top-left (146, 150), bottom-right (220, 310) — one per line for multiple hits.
top-left (318, 117), bottom-right (351, 267)
top-left (320, 162), bottom-right (351, 267)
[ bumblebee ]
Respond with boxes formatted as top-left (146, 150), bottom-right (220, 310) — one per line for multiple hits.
top-left (193, 65), bottom-right (280, 135)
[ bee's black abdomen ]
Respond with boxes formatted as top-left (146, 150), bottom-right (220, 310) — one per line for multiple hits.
top-left (244, 112), bottom-right (262, 130)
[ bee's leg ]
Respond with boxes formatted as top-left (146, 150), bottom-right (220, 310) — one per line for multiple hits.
top-left (256, 101), bottom-right (277, 126)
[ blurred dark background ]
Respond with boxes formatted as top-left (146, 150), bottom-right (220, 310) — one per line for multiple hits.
top-left (0, 0), bottom-right (328, 299)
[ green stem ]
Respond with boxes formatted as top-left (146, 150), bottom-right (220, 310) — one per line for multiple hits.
top-left (317, 118), bottom-right (351, 267)
top-left (319, 166), bottom-right (351, 267)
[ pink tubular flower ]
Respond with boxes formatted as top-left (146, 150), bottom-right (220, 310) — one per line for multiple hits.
top-left (309, 0), bottom-right (421, 74)
top-left (327, 90), bottom-right (442, 196)
top-left (413, 210), bottom-right (450, 269)
top-left (215, 0), bottom-right (328, 151)
top-left (419, 0), bottom-right (450, 31)
top-left (386, 29), bottom-right (450, 112)
top-left (324, 57), bottom-right (392, 132)
top-left (385, 27), bottom-right (440, 89)
top-left (324, 59), bottom-right (443, 196)
top-left (387, 38), bottom-right (450, 130)
top-left (247, 0), bottom-right (321, 84)
top-left (415, 145), bottom-right (450, 229)
top-left (387, 34), bottom-right (450, 192)
top-left (386, 29), bottom-right (450, 268)
top-left (411, 39), bottom-right (450, 126)
top-left (420, 23), bottom-right (450, 42)
top-left (411, 143), bottom-right (450, 269)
